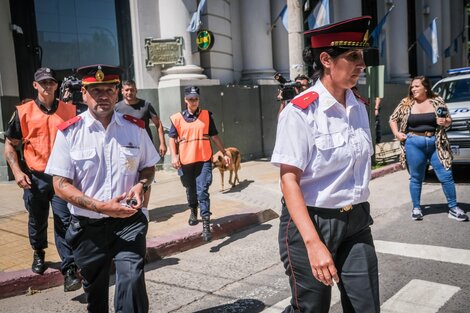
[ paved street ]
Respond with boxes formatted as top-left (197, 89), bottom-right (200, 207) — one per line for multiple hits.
top-left (0, 168), bottom-right (469, 312)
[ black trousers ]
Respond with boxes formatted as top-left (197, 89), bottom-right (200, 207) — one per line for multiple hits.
top-left (67, 211), bottom-right (149, 313)
top-left (278, 202), bottom-right (380, 313)
top-left (23, 171), bottom-right (75, 273)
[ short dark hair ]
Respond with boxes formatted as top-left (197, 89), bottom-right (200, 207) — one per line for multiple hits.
top-left (294, 74), bottom-right (310, 82)
top-left (122, 80), bottom-right (136, 87)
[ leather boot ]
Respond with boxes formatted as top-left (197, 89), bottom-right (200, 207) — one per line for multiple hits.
top-left (64, 265), bottom-right (82, 292)
top-left (32, 249), bottom-right (46, 274)
top-left (188, 207), bottom-right (199, 226)
top-left (202, 216), bottom-right (212, 242)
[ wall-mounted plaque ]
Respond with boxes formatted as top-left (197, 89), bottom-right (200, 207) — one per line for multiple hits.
top-left (145, 37), bottom-right (184, 68)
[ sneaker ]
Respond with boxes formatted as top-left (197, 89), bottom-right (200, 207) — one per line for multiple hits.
top-left (448, 207), bottom-right (469, 222)
top-left (411, 208), bottom-right (423, 221)
top-left (32, 250), bottom-right (46, 274)
top-left (63, 265), bottom-right (82, 292)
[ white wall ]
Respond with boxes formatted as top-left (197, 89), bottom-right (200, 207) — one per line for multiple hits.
top-left (0, 0), bottom-right (19, 97)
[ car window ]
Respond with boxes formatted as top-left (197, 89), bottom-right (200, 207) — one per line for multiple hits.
top-left (433, 78), bottom-right (470, 103)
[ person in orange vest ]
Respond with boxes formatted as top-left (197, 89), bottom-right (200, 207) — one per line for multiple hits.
top-left (169, 86), bottom-right (231, 242)
top-left (3, 67), bottom-right (81, 292)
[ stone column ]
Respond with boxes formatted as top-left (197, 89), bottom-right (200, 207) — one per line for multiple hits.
top-left (287, 0), bottom-right (304, 80)
top-left (388, 0), bottom-right (410, 82)
top-left (158, 0), bottom-right (208, 82)
top-left (271, 0), bottom-right (289, 79)
top-left (239, 0), bottom-right (276, 84)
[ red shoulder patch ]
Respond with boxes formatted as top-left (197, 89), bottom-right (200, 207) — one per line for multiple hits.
top-left (291, 92), bottom-right (319, 109)
top-left (58, 116), bottom-right (81, 131)
top-left (123, 114), bottom-right (145, 129)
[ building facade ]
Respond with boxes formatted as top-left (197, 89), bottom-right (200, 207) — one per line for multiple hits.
top-left (0, 0), bottom-right (468, 180)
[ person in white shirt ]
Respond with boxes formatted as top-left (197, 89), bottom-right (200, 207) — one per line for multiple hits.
top-left (45, 64), bottom-right (160, 313)
top-left (271, 17), bottom-right (379, 313)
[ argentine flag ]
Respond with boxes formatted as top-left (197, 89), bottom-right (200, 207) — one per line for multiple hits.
top-left (417, 18), bottom-right (438, 64)
top-left (307, 0), bottom-right (330, 29)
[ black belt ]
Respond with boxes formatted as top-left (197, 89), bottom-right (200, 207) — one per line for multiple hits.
top-left (281, 197), bottom-right (355, 213)
top-left (72, 215), bottom-right (110, 226)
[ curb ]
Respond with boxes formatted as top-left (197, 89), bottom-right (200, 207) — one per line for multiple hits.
top-left (371, 162), bottom-right (403, 180)
top-left (0, 208), bottom-right (279, 299)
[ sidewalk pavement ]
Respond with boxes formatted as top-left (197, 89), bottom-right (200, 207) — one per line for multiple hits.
top-left (0, 143), bottom-right (402, 299)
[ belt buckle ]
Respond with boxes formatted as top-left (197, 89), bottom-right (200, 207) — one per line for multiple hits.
top-left (425, 131), bottom-right (433, 137)
top-left (340, 204), bottom-right (353, 212)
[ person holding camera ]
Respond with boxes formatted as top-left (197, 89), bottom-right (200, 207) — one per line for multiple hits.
top-left (389, 76), bottom-right (468, 221)
top-left (45, 64), bottom-right (160, 312)
top-left (3, 67), bottom-right (81, 291)
top-left (277, 74), bottom-right (311, 113)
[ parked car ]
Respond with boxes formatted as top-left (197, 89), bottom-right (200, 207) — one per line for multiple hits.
top-left (432, 67), bottom-right (470, 165)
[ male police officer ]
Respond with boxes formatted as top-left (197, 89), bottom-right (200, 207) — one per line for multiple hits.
top-left (3, 67), bottom-right (81, 292)
top-left (46, 64), bottom-right (159, 312)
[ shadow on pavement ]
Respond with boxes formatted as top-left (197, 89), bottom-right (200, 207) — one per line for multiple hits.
top-left (193, 298), bottom-right (265, 313)
top-left (209, 223), bottom-right (272, 253)
top-left (221, 179), bottom-right (254, 194)
top-left (148, 203), bottom-right (188, 222)
top-left (421, 203), bottom-right (470, 217)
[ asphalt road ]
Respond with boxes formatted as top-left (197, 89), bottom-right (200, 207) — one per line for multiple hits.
top-left (0, 169), bottom-right (469, 313)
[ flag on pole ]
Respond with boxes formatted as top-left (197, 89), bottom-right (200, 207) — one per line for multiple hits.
top-left (307, 0), bottom-right (330, 30)
top-left (187, 0), bottom-right (207, 32)
top-left (369, 5), bottom-right (395, 47)
top-left (417, 18), bottom-right (438, 64)
top-left (280, 4), bottom-right (288, 31)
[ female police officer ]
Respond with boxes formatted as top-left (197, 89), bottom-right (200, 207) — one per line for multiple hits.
top-left (271, 17), bottom-right (379, 313)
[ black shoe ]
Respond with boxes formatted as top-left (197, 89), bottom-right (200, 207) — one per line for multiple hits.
top-left (32, 250), bottom-right (46, 274)
top-left (188, 207), bottom-right (199, 226)
top-left (202, 217), bottom-right (212, 242)
top-left (64, 265), bottom-right (82, 292)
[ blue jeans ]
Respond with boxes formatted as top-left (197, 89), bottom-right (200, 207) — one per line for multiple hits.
top-left (180, 161), bottom-right (213, 218)
top-left (405, 134), bottom-right (457, 209)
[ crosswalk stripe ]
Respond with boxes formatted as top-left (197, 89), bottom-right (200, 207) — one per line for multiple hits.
top-left (374, 240), bottom-right (470, 266)
top-left (262, 287), bottom-right (341, 312)
top-left (381, 279), bottom-right (460, 313)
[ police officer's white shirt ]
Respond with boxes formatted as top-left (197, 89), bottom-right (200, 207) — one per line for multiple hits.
top-left (45, 110), bottom-right (160, 218)
top-left (271, 80), bottom-right (373, 209)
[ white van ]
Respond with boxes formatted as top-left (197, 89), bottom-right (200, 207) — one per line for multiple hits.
top-left (432, 67), bottom-right (470, 165)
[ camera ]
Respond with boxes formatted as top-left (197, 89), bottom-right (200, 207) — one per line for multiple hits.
top-left (60, 75), bottom-right (83, 103)
top-left (274, 72), bottom-right (302, 101)
top-left (436, 107), bottom-right (448, 118)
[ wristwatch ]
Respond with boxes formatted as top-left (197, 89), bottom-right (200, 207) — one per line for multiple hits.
top-left (138, 180), bottom-right (150, 193)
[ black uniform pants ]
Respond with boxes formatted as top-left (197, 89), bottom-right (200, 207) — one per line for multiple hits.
top-left (23, 171), bottom-right (75, 272)
top-left (67, 211), bottom-right (149, 313)
top-left (278, 201), bottom-right (380, 313)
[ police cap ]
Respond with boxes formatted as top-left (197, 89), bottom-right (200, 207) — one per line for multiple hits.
top-left (77, 64), bottom-right (122, 86)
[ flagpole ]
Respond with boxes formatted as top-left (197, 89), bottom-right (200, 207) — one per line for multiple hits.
top-left (408, 41), bottom-right (417, 52)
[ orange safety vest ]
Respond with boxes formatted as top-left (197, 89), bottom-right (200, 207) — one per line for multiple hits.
top-left (170, 109), bottom-right (212, 165)
top-left (17, 100), bottom-right (76, 171)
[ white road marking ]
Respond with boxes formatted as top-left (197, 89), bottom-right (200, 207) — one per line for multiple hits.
top-left (262, 286), bottom-right (340, 312)
top-left (381, 279), bottom-right (460, 313)
top-left (374, 240), bottom-right (470, 266)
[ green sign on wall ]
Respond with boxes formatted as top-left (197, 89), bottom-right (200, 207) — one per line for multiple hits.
top-left (196, 30), bottom-right (214, 51)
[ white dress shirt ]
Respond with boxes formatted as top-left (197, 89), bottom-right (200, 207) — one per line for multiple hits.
top-left (271, 80), bottom-right (373, 209)
top-left (45, 110), bottom-right (160, 218)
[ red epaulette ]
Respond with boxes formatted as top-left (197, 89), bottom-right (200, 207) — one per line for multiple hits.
top-left (291, 91), bottom-right (319, 110)
top-left (123, 114), bottom-right (145, 129)
top-left (58, 116), bottom-right (81, 131)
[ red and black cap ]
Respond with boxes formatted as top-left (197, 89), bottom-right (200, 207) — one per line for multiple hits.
top-left (304, 16), bottom-right (371, 49)
top-left (77, 64), bottom-right (122, 86)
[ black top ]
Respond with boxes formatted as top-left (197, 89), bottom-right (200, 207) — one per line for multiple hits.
top-left (407, 112), bottom-right (437, 133)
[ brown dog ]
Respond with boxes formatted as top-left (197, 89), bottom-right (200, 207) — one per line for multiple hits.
top-left (212, 147), bottom-right (241, 191)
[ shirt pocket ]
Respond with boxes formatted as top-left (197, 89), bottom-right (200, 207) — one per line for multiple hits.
top-left (314, 132), bottom-right (349, 164)
top-left (119, 147), bottom-right (141, 175)
top-left (70, 148), bottom-right (97, 173)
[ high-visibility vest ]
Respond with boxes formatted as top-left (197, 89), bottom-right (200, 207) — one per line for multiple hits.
top-left (17, 100), bottom-right (76, 171)
top-left (170, 110), bottom-right (212, 164)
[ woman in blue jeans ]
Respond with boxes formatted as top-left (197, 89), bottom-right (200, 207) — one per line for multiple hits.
top-left (389, 76), bottom-right (468, 221)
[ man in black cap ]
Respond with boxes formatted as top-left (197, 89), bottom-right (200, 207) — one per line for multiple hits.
top-left (45, 64), bottom-right (160, 312)
top-left (169, 86), bottom-right (230, 242)
top-left (3, 67), bottom-right (81, 291)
